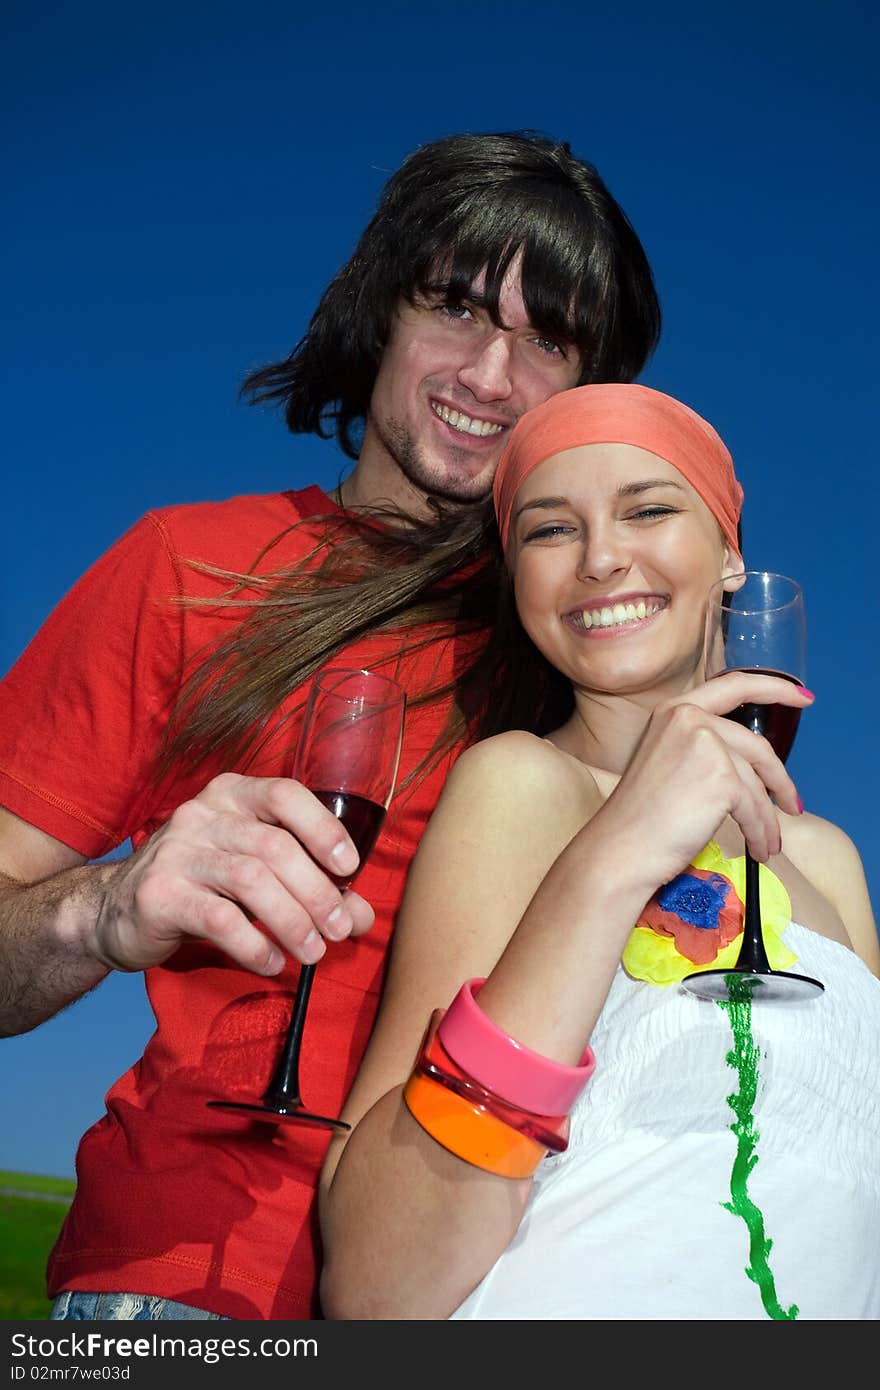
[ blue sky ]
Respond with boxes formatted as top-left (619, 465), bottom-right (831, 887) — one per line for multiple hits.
top-left (2, 1), bottom-right (877, 1179)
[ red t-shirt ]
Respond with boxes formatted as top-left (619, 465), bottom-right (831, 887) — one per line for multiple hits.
top-left (0, 486), bottom-right (481, 1319)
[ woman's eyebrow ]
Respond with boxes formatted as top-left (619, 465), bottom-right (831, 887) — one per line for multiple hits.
top-left (513, 496), bottom-right (569, 523)
top-left (513, 478), bottom-right (687, 524)
top-left (617, 478), bottom-right (687, 497)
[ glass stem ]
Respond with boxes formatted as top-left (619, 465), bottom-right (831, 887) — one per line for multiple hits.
top-left (262, 963), bottom-right (315, 1108)
top-left (735, 851), bottom-right (772, 974)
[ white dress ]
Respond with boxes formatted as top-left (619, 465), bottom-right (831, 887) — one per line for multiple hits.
top-left (451, 925), bottom-right (880, 1321)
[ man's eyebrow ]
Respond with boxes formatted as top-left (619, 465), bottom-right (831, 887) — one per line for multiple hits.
top-left (422, 281), bottom-right (488, 308)
top-left (512, 478), bottom-right (686, 524)
top-left (420, 282), bottom-right (575, 345)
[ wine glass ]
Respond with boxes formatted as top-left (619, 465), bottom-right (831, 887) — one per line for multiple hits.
top-left (207, 667), bottom-right (406, 1127)
top-left (681, 572), bottom-right (824, 1003)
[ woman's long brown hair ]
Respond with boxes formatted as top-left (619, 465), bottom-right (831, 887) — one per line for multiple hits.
top-left (154, 500), bottom-right (573, 798)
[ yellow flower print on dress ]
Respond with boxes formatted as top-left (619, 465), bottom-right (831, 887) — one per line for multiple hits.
top-left (622, 841), bottom-right (797, 986)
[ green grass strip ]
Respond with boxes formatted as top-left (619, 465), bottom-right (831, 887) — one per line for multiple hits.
top-left (0, 1171), bottom-right (75, 1198)
top-left (0, 1193), bottom-right (70, 1320)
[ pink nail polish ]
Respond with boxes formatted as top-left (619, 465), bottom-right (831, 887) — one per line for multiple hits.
top-left (796, 795), bottom-right (804, 814)
top-left (798, 686), bottom-right (816, 700)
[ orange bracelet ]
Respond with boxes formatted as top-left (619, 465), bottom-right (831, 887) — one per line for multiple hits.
top-left (414, 1009), bottom-right (570, 1153)
top-left (403, 1071), bottom-right (548, 1179)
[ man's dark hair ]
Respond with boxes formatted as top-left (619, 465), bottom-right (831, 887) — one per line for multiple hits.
top-left (241, 130), bottom-right (661, 458)
top-left (159, 133), bottom-right (662, 787)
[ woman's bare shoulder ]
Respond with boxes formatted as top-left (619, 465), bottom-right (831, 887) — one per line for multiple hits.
top-left (782, 807), bottom-right (864, 864)
top-left (781, 809), bottom-right (879, 975)
top-left (452, 729), bottom-right (598, 783)
top-left (447, 731), bottom-right (601, 813)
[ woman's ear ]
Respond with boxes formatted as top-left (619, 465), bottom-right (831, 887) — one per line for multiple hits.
top-left (720, 545), bottom-right (746, 593)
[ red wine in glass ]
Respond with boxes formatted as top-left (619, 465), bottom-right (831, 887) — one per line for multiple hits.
top-left (724, 668), bottom-right (802, 763)
top-left (681, 575), bottom-right (823, 1003)
top-left (207, 668), bottom-right (405, 1127)
top-left (311, 791), bottom-right (387, 887)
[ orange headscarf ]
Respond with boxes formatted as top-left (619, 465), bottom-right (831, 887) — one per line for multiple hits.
top-left (493, 383), bottom-right (744, 562)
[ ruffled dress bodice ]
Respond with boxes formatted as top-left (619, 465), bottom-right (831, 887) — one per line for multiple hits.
top-left (452, 896), bottom-right (880, 1320)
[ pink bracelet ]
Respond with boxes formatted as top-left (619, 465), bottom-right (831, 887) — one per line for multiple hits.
top-left (415, 1009), bottom-right (571, 1154)
top-left (437, 978), bottom-right (596, 1116)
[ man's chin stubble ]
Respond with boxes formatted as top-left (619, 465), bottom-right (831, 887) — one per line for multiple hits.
top-left (381, 421), bottom-right (495, 508)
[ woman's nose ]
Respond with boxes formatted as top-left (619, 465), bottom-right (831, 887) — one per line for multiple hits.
top-left (575, 528), bottom-right (630, 583)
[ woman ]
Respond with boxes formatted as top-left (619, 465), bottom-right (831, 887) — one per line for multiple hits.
top-left (318, 383), bottom-right (880, 1321)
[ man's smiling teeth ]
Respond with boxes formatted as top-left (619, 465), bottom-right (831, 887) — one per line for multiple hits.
top-left (571, 600), bottom-right (663, 630)
top-left (432, 402), bottom-right (504, 437)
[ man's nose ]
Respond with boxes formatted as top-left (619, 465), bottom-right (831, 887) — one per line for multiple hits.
top-left (457, 331), bottom-right (514, 402)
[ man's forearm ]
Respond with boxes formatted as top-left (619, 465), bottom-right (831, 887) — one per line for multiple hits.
top-left (0, 863), bottom-right (118, 1036)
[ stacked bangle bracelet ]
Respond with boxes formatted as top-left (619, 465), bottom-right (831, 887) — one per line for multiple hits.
top-left (413, 1009), bottom-right (570, 1150)
top-left (403, 979), bottom-right (596, 1180)
top-left (438, 978), bottom-right (595, 1113)
top-left (404, 1072), bottom-right (548, 1179)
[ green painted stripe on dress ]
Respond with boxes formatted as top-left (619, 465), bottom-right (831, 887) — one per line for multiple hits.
top-left (717, 978), bottom-right (798, 1321)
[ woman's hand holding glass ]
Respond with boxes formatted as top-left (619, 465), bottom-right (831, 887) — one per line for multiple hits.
top-left (587, 670), bottom-right (813, 897)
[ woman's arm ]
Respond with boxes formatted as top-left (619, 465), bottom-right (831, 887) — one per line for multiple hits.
top-left (319, 674), bottom-right (810, 1319)
top-left (319, 730), bottom-right (624, 1320)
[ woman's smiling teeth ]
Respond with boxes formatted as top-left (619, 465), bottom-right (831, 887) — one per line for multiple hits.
top-left (432, 402), bottom-right (504, 437)
top-left (569, 599), bottom-right (665, 631)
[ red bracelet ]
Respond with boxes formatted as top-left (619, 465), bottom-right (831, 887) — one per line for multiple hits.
top-left (437, 979), bottom-right (596, 1115)
top-left (414, 1011), bottom-right (570, 1153)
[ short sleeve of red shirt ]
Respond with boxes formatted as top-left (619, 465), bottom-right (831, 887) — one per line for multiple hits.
top-left (0, 512), bottom-right (187, 857)
top-left (0, 489), bottom-right (333, 859)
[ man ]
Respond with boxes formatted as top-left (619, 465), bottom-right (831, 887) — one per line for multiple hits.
top-left (0, 130), bottom-right (660, 1319)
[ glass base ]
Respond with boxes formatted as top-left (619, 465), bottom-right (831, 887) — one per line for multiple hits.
top-left (205, 1099), bottom-right (350, 1131)
top-left (680, 967), bottom-right (825, 1003)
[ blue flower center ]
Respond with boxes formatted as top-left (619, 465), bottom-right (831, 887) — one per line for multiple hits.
top-left (656, 872), bottom-right (730, 930)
